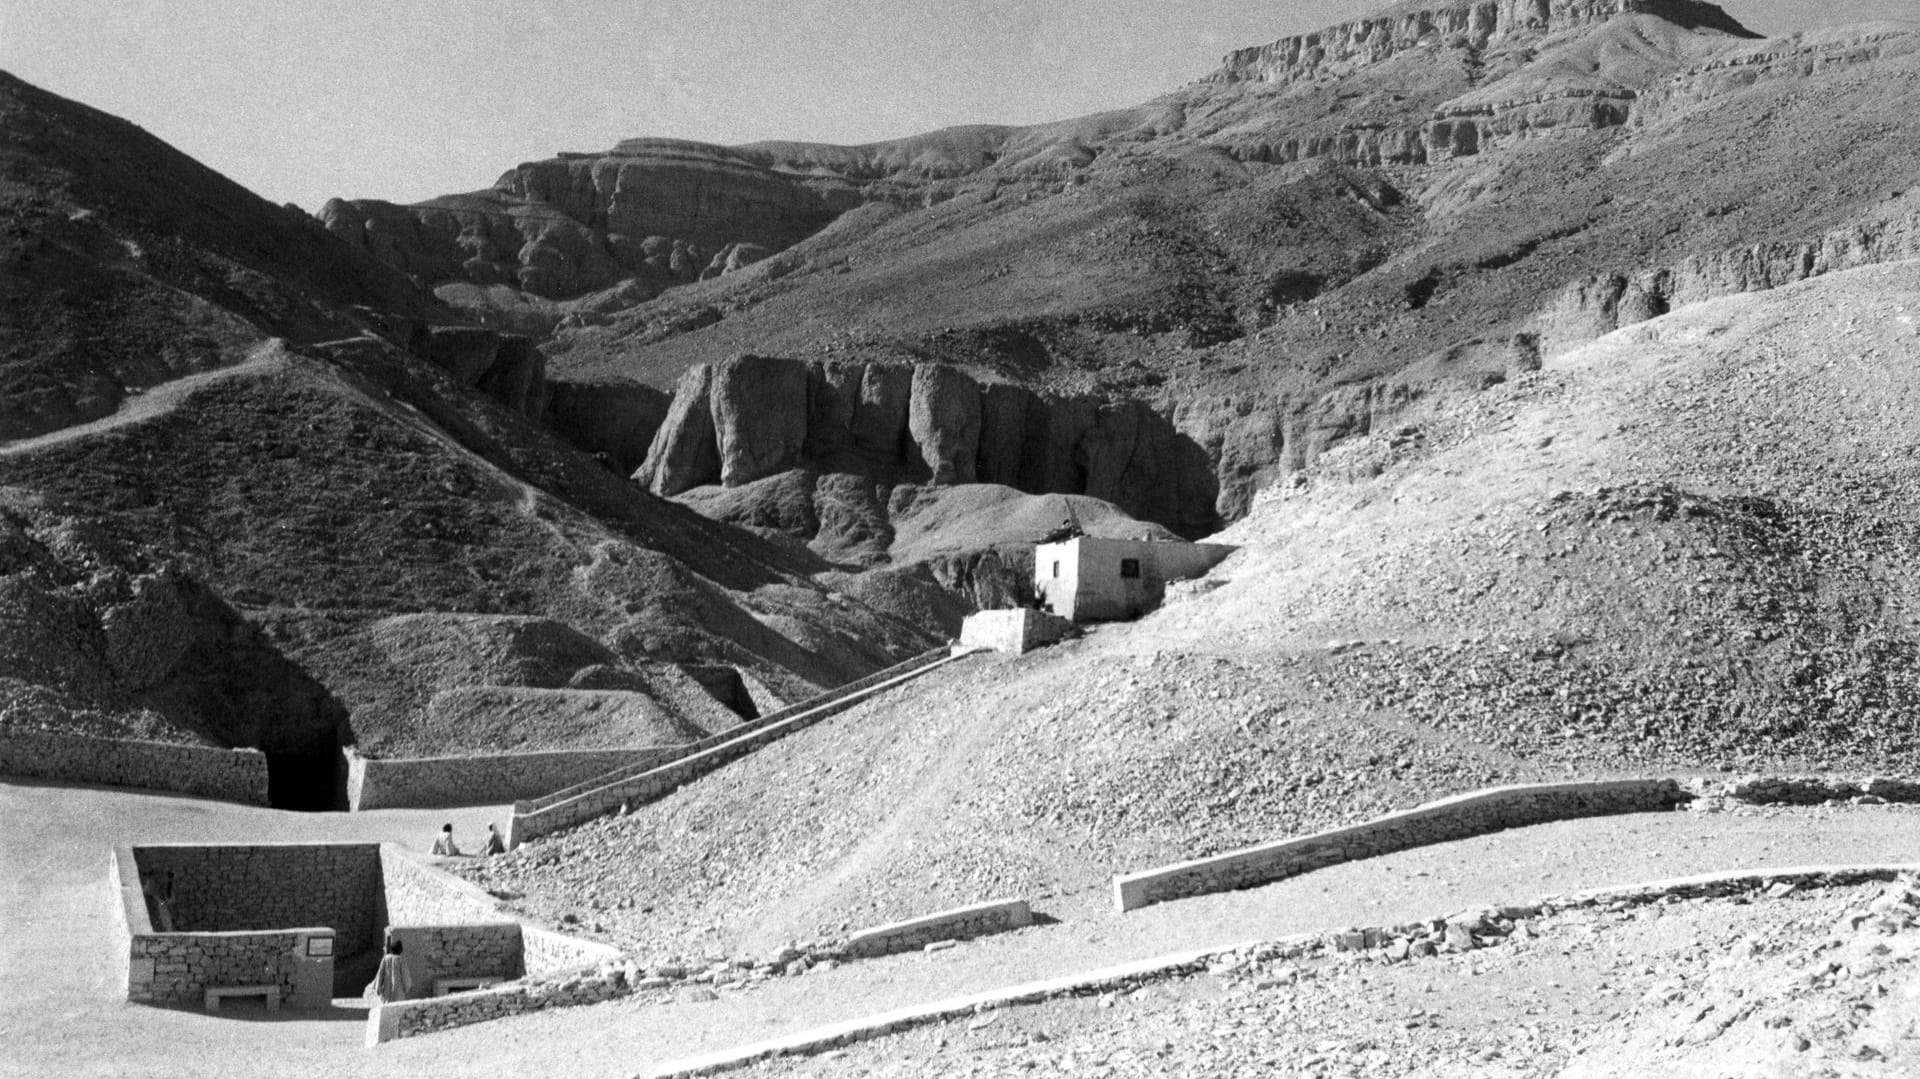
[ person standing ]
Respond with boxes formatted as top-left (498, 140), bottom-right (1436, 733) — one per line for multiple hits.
top-left (367, 938), bottom-right (412, 1002)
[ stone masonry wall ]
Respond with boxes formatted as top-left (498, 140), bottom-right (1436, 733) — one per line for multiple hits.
top-left (843, 899), bottom-right (1034, 958)
top-left (112, 847), bottom-right (336, 1008)
top-left (387, 924), bottom-right (524, 998)
top-left (132, 843), bottom-right (384, 957)
top-left (0, 728), bottom-right (268, 804)
top-left (958, 610), bottom-right (1073, 655)
top-left (126, 929), bottom-right (320, 1007)
top-left (522, 924), bottom-right (624, 977)
top-left (368, 963), bottom-right (632, 1044)
top-left (1114, 779), bottom-right (1687, 911)
top-left (507, 648), bottom-right (962, 848)
top-left (344, 745), bottom-right (681, 810)
top-left (380, 845), bottom-right (503, 926)
top-left (378, 846), bottom-right (620, 977)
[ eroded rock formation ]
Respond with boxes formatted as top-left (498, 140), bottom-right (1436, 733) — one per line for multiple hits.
top-left (636, 356), bottom-right (1222, 537)
top-left (1211, 0), bottom-right (1754, 85)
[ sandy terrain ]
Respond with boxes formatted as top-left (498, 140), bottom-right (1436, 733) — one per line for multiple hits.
top-left (10, 778), bottom-right (1920, 1078)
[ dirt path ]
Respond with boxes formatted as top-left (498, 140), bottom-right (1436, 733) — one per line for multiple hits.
top-left (0, 341), bottom-right (296, 459)
top-left (737, 686), bottom-right (1006, 954)
top-left (11, 777), bottom-right (1920, 1079)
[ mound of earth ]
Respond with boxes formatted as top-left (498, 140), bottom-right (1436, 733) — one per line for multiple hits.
top-left (467, 261), bottom-right (1920, 961)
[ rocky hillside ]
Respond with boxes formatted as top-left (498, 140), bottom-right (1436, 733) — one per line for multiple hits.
top-left (470, 259), bottom-right (1920, 959)
top-left (0, 73), bottom-right (979, 805)
top-left (318, 1), bottom-right (1920, 533)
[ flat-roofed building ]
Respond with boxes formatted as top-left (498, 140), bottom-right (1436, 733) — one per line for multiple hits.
top-left (1032, 536), bottom-right (1236, 622)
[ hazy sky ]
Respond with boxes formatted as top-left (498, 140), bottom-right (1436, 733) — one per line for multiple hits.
top-left (3, 0), bottom-right (1911, 210)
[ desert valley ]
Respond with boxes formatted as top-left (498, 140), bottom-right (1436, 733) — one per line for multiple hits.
top-left (6, 1), bottom-right (1920, 1075)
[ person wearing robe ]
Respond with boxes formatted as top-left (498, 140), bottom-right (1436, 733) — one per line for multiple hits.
top-left (367, 938), bottom-right (411, 1002)
top-left (482, 823), bottom-right (505, 856)
top-left (431, 823), bottom-right (460, 856)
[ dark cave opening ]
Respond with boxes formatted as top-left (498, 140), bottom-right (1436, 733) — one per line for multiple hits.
top-left (265, 732), bottom-right (346, 812)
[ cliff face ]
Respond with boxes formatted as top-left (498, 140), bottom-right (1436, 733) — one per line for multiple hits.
top-left (1210, 0), bottom-right (1755, 85)
top-left (635, 356), bottom-right (1221, 538)
top-left (1537, 205), bottom-right (1920, 352)
top-left (319, 141), bottom-right (876, 306)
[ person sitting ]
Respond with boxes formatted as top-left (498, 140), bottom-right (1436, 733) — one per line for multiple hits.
top-left (366, 938), bottom-right (412, 1003)
top-left (481, 823), bottom-right (505, 856)
top-left (431, 823), bottom-right (460, 856)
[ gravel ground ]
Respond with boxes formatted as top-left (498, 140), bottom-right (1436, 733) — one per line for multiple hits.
top-left (733, 877), bottom-right (1920, 1079)
top-left (12, 780), bottom-right (1920, 1079)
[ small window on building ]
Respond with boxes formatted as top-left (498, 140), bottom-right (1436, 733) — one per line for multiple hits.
top-left (1119, 558), bottom-right (1141, 579)
top-left (1051, 561), bottom-right (1061, 578)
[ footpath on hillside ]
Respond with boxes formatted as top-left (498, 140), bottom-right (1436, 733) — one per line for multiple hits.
top-left (10, 778), bottom-right (1920, 1079)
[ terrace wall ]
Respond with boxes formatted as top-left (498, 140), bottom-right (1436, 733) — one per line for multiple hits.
top-left (1, 728), bottom-right (267, 804)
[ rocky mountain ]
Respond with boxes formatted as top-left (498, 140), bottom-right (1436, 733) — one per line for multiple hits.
top-left (0, 71), bottom-right (1006, 807)
top-left (316, 0), bottom-right (1920, 540)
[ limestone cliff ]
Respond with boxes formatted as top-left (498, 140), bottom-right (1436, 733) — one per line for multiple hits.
top-left (635, 356), bottom-right (1222, 538)
top-left (318, 140), bottom-right (886, 305)
top-left (1210, 0), bottom-right (1754, 85)
top-left (1536, 203), bottom-right (1920, 352)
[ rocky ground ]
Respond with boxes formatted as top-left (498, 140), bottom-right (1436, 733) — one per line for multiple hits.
top-left (732, 875), bottom-right (1920, 1079)
top-left (465, 261), bottom-right (1920, 977)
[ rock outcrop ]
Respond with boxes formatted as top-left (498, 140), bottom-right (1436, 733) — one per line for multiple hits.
top-left (636, 356), bottom-right (1222, 537)
top-left (420, 326), bottom-right (547, 417)
top-left (1210, 0), bottom-right (1755, 85)
top-left (320, 140), bottom-right (886, 303)
top-left (1536, 205), bottom-right (1920, 353)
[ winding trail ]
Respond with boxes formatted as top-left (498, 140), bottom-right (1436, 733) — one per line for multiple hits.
top-left (9, 777), bottom-right (1920, 1078)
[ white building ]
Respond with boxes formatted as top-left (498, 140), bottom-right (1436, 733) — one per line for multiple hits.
top-left (1032, 537), bottom-right (1236, 622)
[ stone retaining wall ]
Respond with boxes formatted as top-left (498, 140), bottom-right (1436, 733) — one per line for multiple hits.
top-left (522, 924), bottom-right (623, 976)
top-left (651, 864), bottom-right (1920, 1077)
top-left (507, 648), bottom-right (968, 848)
top-left (1703, 774), bottom-right (1920, 805)
top-left (844, 899), bottom-right (1034, 958)
top-left (111, 847), bottom-right (336, 1008)
top-left (132, 842), bottom-right (385, 958)
top-left (1113, 779), bottom-right (1688, 912)
top-left (0, 728), bottom-right (268, 804)
top-left (957, 610), bottom-right (1073, 655)
top-left (343, 745), bottom-right (681, 811)
top-left (386, 923), bottom-right (525, 997)
top-left (380, 845), bottom-right (507, 926)
top-left (366, 963), bottom-right (632, 1044)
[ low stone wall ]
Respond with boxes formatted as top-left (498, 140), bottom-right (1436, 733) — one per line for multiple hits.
top-left (1113, 779), bottom-right (1688, 912)
top-left (507, 648), bottom-right (966, 848)
top-left (1704, 774), bottom-right (1920, 805)
top-left (653, 865), bottom-right (1920, 1078)
top-left (386, 923), bottom-right (524, 998)
top-left (958, 610), bottom-right (1073, 655)
top-left (366, 963), bottom-right (633, 1044)
top-left (132, 843), bottom-right (384, 958)
top-left (0, 728), bottom-right (268, 805)
top-left (844, 899), bottom-right (1034, 958)
top-left (522, 924), bottom-right (623, 977)
top-left (111, 848), bottom-right (336, 1008)
top-left (380, 845), bottom-right (505, 926)
top-left (343, 745), bottom-right (681, 810)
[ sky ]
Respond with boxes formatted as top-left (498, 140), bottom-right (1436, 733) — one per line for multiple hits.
top-left (2, 0), bottom-right (1912, 210)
